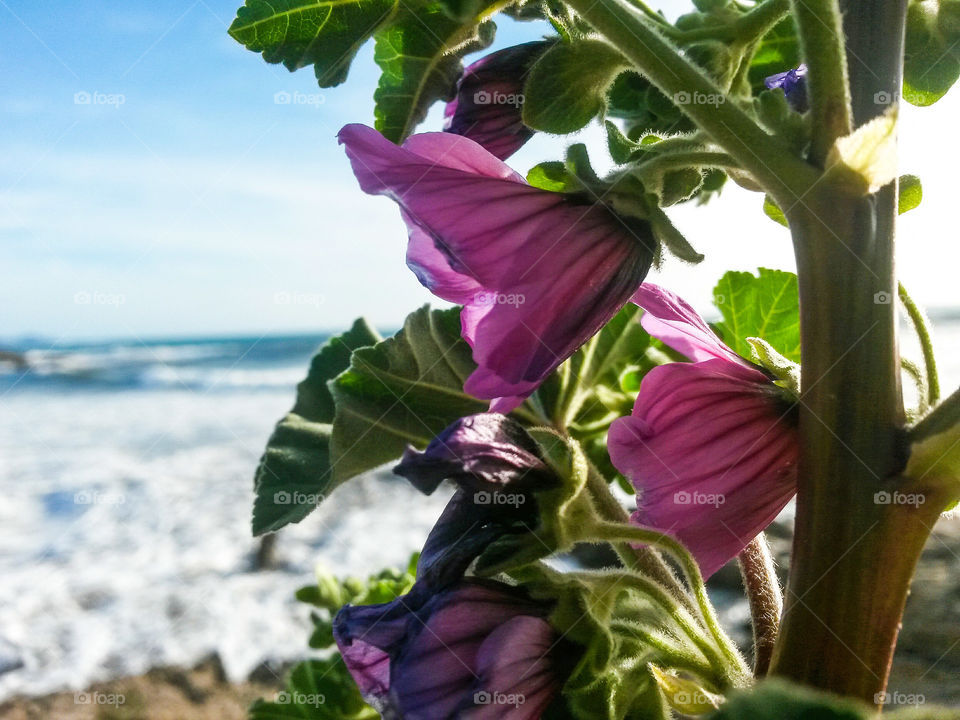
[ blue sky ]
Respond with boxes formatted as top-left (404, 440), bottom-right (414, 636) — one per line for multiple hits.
top-left (1, 0), bottom-right (958, 342)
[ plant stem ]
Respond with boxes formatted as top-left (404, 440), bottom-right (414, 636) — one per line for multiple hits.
top-left (562, 0), bottom-right (817, 202)
top-left (789, 0), bottom-right (852, 164)
top-left (675, 0), bottom-right (791, 43)
top-left (592, 521), bottom-right (749, 678)
top-left (899, 282), bottom-right (940, 405)
top-left (737, 535), bottom-right (782, 676)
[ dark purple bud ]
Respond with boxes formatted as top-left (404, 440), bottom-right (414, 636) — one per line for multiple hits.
top-left (764, 64), bottom-right (808, 112)
top-left (334, 579), bottom-right (568, 719)
top-left (394, 413), bottom-right (556, 495)
top-left (444, 41), bottom-right (553, 161)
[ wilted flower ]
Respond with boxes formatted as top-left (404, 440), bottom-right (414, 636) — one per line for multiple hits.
top-left (764, 64), bottom-right (808, 112)
top-left (335, 579), bottom-right (567, 719)
top-left (339, 124), bottom-right (655, 412)
top-left (444, 41), bottom-right (551, 160)
top-left (608, 284), bottom-right (798, 578)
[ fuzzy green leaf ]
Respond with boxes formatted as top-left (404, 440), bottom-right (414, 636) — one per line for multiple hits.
top-left (329, 305), bottom-right (487, 481)
top-left (707, 680), bottom-right (868, 720)
top-left (252, 319), bottom-right (381, 535)
top-left (713, 268), bottom-right (800, 364)
top-left (229, 0), bottom-right (399, 87)
top-left (900, 174), bottom-right (923, 214)
top-left (373, 3), bottom-right (496, 142)
top-left (523, 38), bottom-right (628, 133)
top-left (249, 657), bottom-right (377, 719)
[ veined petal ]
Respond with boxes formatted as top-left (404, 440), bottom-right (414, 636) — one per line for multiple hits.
top-left (340, 124), bottom-right (655, 406)
top-left (609, 359), bottom-right (798, 577)
top-left (444, 42), bottom-right (552, 161)
top-left (631, 283), bottom-right (749, 367)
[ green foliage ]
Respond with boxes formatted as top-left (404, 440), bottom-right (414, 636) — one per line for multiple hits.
top-left (900, 174), bottom-right (923, 214)
top-left (252, 319), bottom-right (381, 536)
top-left (373, 3), bottom-right (496, 141)
top-left (329, 305), bottom-right (487, 482)
top-left (249, 656), bottom-right (378, 719)
top-left (229, 0), bottom-right (399, 87)
top-left (523, 38), bottom-right (628, 133)
top-left (250, 559), bottom-right (417, 720)
top-left (607, 72), bottom-right (695, 136)
top-left (904, 0), bottom-right (960, 106)
top-left (713, 268), bottom-right (801, 364)
top-left (745, 17), bottom-right (800, 91)
top-left (706, 680), bottom-right (869, 719)
top-left (762, 195), bottom-right (788, 226)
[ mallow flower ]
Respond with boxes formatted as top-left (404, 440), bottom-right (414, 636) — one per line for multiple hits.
top-left (608, 284), bottom-right (799, 578)
top-left (335, 414), bottom-right (572, 718)
top-left (444, 41), bottom-right (551, 160)
top-left (339, 124), bottom-right (655, 412)
top-left (764, 64), bottom-right (808, 112)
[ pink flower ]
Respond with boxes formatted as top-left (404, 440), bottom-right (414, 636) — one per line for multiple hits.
top-left (339, 124), bottom-right (655, 412)
top-left (608, 284), bottom-right (798, 578)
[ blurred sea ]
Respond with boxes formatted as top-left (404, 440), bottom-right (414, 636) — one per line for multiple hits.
top-left (0, 317), bottom-right (956, 700)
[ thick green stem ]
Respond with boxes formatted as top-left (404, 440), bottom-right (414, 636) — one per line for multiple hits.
top-left (899, 282), bottom-right (940, 405)
top-left (789, 0), bottom-right (852, 164)
top-left (673, 0), bottom-right (791, 43)
top-left (768, 3), bottom-right (938, 703)
top-left (562, 0), bottom-right (817, 201)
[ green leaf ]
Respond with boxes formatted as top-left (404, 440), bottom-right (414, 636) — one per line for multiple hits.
top-left (523, 38), bottom-right (628, 133)
top-left (329, 305), bottom-right (487, 481)
top-left (762, 195), bottom-right (788, 226)
top-left (229, 0), bottom-right (399, 88)
top-left (707, 679), bottom-right (869, 720)
top-left (900, 174), bottom-right (923, 214)
top-left (252, 319), bottom-right (381, 535)
top-left (373, 3), bottom-right (496, 142)
top-left (747, 17), bottom-right (801, 92)
top-left (904, 0), bottom-right (960, 106)
top-left (713, 268), bottom-right (800, 363)
top-left (605, 120), bottom-right (642, 164)
top-left (249, 657), bottom-right (377, 720)
top-left (527, 161), bottom-right (581, 192)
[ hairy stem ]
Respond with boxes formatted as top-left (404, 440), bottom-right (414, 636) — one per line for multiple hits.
top-left (789, 0), bottom-right (852, 163)
top-left (737, 535), bottom-right (782, 676)
top-left (899, 282), bottom-right (940, 405)
top-left (562, 0), bottom-right (817, 202)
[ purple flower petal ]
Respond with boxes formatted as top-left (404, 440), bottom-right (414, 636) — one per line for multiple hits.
top-left (444, 42), bottom-right (551, 160)
top-left (335, 580), bottom-right (559, 719)
top-left (631, 283), bottom-right (749, 367)
top-left (609, 359), bottom-right (797, 577)
top-left (763, 64), bottom-right (808, 112)
top-left (340, 124), bottom-right (655, 409)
